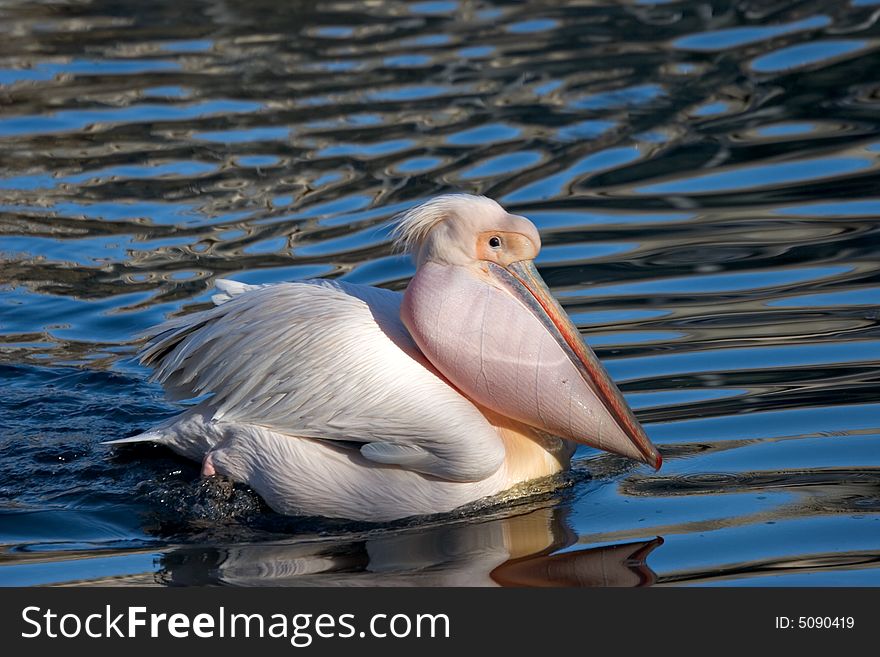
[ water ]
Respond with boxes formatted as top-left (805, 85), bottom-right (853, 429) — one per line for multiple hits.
top-left (1, 0), bottom-right (879, 586)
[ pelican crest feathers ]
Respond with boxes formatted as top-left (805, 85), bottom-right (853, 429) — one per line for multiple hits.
top-left (391, 193), bottom-right (502, 255)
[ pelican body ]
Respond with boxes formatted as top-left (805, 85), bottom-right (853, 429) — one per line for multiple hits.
top-left (111, 195), bottom-right (660, 521)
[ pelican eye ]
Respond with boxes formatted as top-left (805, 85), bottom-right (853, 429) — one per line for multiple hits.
top-left (488, 235), bottom-right (502, 249)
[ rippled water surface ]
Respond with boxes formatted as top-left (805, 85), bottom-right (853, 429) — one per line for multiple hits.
top-left (2, 0), bottom-right (880, 586)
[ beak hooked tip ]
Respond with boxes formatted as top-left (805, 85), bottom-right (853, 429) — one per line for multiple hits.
top-left (651, 451), bottom-right (663, 471)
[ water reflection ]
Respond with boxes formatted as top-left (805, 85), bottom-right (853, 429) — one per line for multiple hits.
top-left (1, 0), bottom-right (880, 585)
top-left (159, 507), bottom-right (663, 587)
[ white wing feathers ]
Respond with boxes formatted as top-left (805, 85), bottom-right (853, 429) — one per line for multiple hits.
top-left (139, 279), bottom-right (505, 482)
top-left (211, 278), bottom-right (259, 305)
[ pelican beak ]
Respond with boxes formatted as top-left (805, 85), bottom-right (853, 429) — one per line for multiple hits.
top-left (490, 259), bottom-right (662, 470)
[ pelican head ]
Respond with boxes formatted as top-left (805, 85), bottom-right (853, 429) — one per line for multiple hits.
top-left (398, 194), bottom-right (661, 469)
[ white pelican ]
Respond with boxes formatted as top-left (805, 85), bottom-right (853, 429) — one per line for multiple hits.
top-left (109, 194), bottom-right (661, 521)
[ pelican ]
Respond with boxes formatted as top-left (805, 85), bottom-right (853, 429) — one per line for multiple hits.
top-left (109, 194), bottom-right (661, 521)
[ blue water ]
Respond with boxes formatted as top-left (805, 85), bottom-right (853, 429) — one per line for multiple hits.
top-left (1, 0), bottom-right (878, 586)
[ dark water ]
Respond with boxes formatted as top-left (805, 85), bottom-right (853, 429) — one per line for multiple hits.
top-left (2, 0), bottom-right (879, 586)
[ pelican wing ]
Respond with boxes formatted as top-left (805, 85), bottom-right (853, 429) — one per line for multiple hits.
top-left (139, 280), bottom-right (504, 482)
